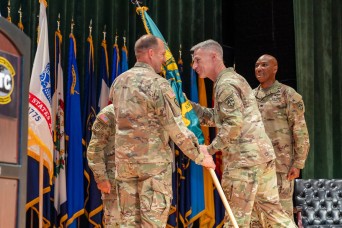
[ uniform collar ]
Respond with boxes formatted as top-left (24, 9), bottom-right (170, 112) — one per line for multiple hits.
top-left (214, 67), bottom-right (235, 88)
top-left (134, 62), bottom-right (156, 73)
top-left (255, 80), bottom-right (281, 99)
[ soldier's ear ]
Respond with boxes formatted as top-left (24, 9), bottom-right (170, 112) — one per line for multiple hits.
top-left (148, 48), bottom-right (154, 58)
top-left (274, 65), bottom-right (278, 74)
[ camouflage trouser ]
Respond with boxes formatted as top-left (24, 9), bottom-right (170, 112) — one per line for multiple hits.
top-left (276, 172), bottom-right (295, 219)
top-left (222, 160), bottom-right (296, 228)
top-left (101, 159), bottom-right (121, 228)
top-left (102, 179), bottom-right (120, 228)
top-left (116, 162), bottom-right (172, 227)
top-left (250, 172), bottom-right (296, 227)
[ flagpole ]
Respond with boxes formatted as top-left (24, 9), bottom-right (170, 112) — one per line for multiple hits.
top-left (209, 168), bottom-right (239, 228)
top-left (39, 147), bottom-right (44, 228)
top-left (30, 209), bottom-right (34, 228)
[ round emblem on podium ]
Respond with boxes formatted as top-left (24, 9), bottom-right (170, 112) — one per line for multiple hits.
top-left (0, 57), bottom-right (15, 105)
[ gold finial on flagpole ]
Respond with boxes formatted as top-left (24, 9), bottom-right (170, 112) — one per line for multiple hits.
top-left (131, 0), bottom-right (142, 7)
top-left (18, 5), bottom-right (24, 31)
top-left (103, 25), bottom-right (107, 41)
top-left (123, 31), bottom-right (126, 47)
top-left (71, 17), bottom-right (75, 34)
top-left (115, 30), bottom-right (118, 45)
top-left (18, 5), bottom-right (22, 21)
top-left (89, 19), bottom-right (93, 37)
top-left (57, 13), bottom-right (61, 32)
top-left (179, 44), bottom-right (182, 60)
top-left (7, 0), bottom-right (11, 22)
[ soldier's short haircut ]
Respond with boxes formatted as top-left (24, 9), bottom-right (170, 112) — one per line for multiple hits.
top-left (135, 34), bottom-right (159, 56)
top-left (190, 39), bottom-right (223, 59)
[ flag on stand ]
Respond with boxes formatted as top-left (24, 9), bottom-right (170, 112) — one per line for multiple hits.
top-left (196, 72), bottom-right (216, 227)
top-left (98, 38), bottom-right (110, 111)
top-left (82, 33), bottom-right (103, 227)
top-left (51, 26), bottom-right (67, 227)
top-left (65, 33), bottom-right (85, 228)
top-left (188, 68), bottom-right (206, 225)
top-left (110, 41), bottom-right (120, 85)
top-left (82, 34), bottom-right (97, 145)
top-left (136, 6), bottom-right (206, 227)
top-left (26, 1), bottom-right (53, 226)
top-left (119, 41), bottom-right (128, 74)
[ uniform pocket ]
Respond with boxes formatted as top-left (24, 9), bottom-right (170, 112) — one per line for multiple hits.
top-left (277, 173), bottom-right (293, 198)
top-left (140, 177), bottom-right (171, 216)
top-left (222, 167), bottom-right (251, 201)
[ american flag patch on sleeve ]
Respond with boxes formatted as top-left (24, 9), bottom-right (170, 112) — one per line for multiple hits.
top-left (98, 113), bottom-right (109, 124)
top-left (166, 90), bottom-right (175, 99)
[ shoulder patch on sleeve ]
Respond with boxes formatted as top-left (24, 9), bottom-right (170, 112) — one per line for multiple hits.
top-left (290, 92), bottom-right (303, 103)
top-left (166, 90), bottom-right (176, 99)
top-left (98, 113), bottom-right (110, 124)
top-left (226, 94), bottom-right (236, 108)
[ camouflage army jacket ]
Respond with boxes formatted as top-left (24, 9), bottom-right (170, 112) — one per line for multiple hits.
top-left (87, 104), bottom-right (116, 183)
top-left (192, 67), bottom-right (275, 169)
top-left (109, 62), bottom-right (204, 165)
top-left (253, 80), bottom-right (310, 173)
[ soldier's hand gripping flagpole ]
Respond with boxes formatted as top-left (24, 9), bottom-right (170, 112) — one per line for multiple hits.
top-left (209, 168), bottom-right (239, 228)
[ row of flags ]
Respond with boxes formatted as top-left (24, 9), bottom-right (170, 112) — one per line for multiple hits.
top-left (22, 1), bottom-right (224, 227)
top-left (25, 1), bottom-right (129, 227)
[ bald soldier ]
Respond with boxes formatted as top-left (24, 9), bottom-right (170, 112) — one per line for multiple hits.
top-left (252, 54), bottom-right (310, 225)
top-left (190, 40), bottom-right (296, 227)
top-left (87, 104), bottom-right (120, 227)
top-left (109, 34), bottom-right (215, 227)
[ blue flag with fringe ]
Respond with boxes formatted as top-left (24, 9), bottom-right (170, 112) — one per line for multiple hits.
top-left (119, 44), bottom-right (128, 74)
top-left (98, 39), bottom-right (110, 111)
top-left (82, 35), bottom-right (103, 227)
top-left (65, 34), bottom-right (85, 228)
top-left (188, 68), bottom-right (206, 224)
top-left (111, 42), bottom-right (120, 85)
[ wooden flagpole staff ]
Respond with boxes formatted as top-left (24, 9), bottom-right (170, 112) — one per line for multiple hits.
top-left (209, 168), bottom-right (239, 228)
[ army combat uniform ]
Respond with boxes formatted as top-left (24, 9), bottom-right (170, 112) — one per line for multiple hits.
top-left (191, 68), bottom-right (296, 228)
top-left (253, 80), bottom-right (310, 218)
top-left (109, 62), bottom-right (205, 227)
top-left (87, 104), bottom-right (120, 227)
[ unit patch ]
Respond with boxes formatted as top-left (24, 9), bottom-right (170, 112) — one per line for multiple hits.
top-left (227, 95), bottom-right (235, 108)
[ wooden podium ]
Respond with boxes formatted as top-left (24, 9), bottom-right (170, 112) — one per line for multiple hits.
top-left (0, 17), bottom-right (30, 228)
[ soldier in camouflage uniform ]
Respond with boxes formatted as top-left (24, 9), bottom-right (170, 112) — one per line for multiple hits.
top-left (251, 54), bottom-right (310, 226)
top-left (109, 34), bottom-right (215, 227)
top-left (190, 40), bottom-right (296, 228)
top-left (87, 104), bottom-right (120, 227)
